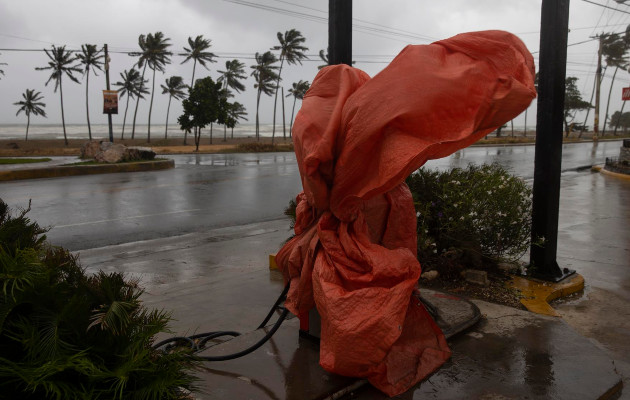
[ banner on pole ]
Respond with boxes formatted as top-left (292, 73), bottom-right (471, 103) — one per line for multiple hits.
top-left (103, 90), bottom-right (118, 114)
top-left (622, 87), bottom-right (630, 101)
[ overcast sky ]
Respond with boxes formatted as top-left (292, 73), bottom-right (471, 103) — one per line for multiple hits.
top-left (1, 0), bottom-right (629, 132)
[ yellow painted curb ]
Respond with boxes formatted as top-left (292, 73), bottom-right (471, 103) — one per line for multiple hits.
top-left (507, 273), bottom-right (585, 317)
top-left (269, 254), bottom-right (278, 270)
top-left (592, 164), bottom-right (630, 180)
top-left (0, 159), bottom-right (174, 182)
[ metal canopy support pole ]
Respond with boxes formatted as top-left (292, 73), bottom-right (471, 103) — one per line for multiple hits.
top-left (328, 0), bottom-right (352, 66)
top-left (530, 0), bottom-right (574, 281)
top-left (299, 0), bottom-right (354, 341)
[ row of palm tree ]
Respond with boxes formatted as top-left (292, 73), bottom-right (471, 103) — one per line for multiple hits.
top-left (10, 30), bottom-right (312, 144)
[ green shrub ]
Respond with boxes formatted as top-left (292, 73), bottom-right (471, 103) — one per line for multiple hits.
top-left (407, 163), bottom-right (532, 264)
top-left (0, 200), bottom-right (199, 399)
top-left (283, 163), bottom-right (532, 270)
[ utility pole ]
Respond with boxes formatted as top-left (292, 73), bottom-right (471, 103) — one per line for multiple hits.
top-left (104, 44), bottom-right (114, 143)
top-left (328, 0), bottom-right (352, 66)
top-left (594, 35), bottom-right (603, 140)
top-left (530, 0), bottom-right (574, 281)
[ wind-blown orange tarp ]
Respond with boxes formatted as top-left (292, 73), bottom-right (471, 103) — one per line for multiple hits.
top-left (276, 30), bottom-right (536, 396)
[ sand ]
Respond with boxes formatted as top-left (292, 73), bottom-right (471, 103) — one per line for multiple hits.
top-left (0, 136), bottom-right (294, 157)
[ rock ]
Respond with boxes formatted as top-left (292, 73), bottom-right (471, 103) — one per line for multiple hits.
top-left (124, 146), bottom-right (155, 161)
top-left (82, 142), bottom-right (156, 163)
top-left (80, 140), bottom-right (101, 159)
top-left (421, 270), bottom-right (439, 281)
top-left (461, 269), bottom-right (489, 286)
top-left (95, 143), bottom-right (126, 163)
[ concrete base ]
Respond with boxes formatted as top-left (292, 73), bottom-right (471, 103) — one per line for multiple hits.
top-left (0, 158), bottom-right (174, 181)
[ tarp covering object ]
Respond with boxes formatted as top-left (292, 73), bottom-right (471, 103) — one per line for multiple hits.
top-left (276, 30), bottom-right (536, 396)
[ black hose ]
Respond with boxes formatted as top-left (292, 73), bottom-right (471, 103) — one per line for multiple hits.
top-left (153, 282), bottom-right (291, 362)
top-left (198, 307), bottom-right (289, 361)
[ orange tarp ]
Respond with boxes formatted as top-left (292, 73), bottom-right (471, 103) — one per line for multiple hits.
top-left (276, 30), bottom-right (536, 396)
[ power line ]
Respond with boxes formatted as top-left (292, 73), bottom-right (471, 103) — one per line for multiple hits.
top-left (580, 0), bottom-right (630, 15)
top-left (222, 0), bottom-right (434, 43)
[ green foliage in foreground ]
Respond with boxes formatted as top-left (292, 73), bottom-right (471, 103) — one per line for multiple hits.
top-left (0, 158), bottom-right (52, 165)
top-left (0, 200), bottom-right (199, 399)
top-left (407, 163), bottom-right (532, 264)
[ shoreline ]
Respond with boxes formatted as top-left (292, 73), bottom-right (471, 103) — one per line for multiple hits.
top-left (1, 133), bottom-right (628, 157)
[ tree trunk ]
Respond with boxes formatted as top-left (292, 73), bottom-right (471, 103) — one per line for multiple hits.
top-left (165, 95), bottom-right (172, 139)
top-left (282, 86), bottom-right (286, 140)
top-left (510, 119), bottom-right (514, 137)
top-left (231, 127), bottom-right (234, 139)
top-left (210, 122), bottom-right (213, 144)
top-left (271, 58), bottom-right (285, 143)
top-left (132, 63), bottom-right (148, 139)
top-left (523, 108), bottom-right (528, 137)
top-left (86, 71), bottom-right (92, 140)
top-left (614, 100), bottom-right (627, 136)
top-left (603, 66), bottom-right (619, 136)
top-left (194, 127), bottom-right (200, 152)
top-left (496, 126), bottom-right (502, 138)
top-left (25, 115), bottom-right (30, 141)
top-left (191, 59), bottom-right (197, 88)
top-left (581, 72), bottom-right (597, 139)
top-left (121, 95), bottom-right (130, 139)
top-left (289, 96), bottom-right (297, 138)
top-left (147, 67), bottom-right (156, 143)
top-left (224, 124), bottom-right (227, 141)
top-left (60, 77), bottom-right (68, 146)
top-left (256, 89), bottom-right (261, 141)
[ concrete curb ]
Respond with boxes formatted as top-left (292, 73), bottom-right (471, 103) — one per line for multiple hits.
top-left (507, 273), bottom-right (585, 316)
top-left (592, 164), bottom-right (630, 180)
top-left (0, 159), bottom-right (174, 182)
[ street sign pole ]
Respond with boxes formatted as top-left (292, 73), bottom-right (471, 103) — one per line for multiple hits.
top-left (104, 44), bottom-right (114, 143)
top-left (529, 0), bottom-right (574, 281)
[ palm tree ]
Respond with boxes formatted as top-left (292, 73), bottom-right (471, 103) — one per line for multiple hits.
top-left (227, 102), bottom-right (247, 139)
top-left (181, 35), bottom-right (217, 87)
top-left (271, 29), bottom-right (308, 141)
top-left (35, 45), bottom-right (81, 145)
top-left (76, 44), bottom-right (104, 140)
top-left (601, 32), bottom-right (628, 136)
top-left (217, 59), bottom-right (247, 94)
top-left (251, 51), bottom-right (279, 141)
top-left (0, 53), bottom-right (6, 79)
top-left (286, 80), bottom-right (309, 137)
top-left (14, 89), bottom-right (46, 141)
top-left (114, 69), bottom-right (148, 139)
top-left (318, 49), bottom-right (328, 70)
top-left (130, 32), bottom-right (172, 143)
top-left (160, 76), bottom-right (187, 139)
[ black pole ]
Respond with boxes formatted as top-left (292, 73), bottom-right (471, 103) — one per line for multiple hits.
top-left (104, 44), bottom-right (114, 143)
top-left (529, 0), bottom-right (574, 281)
top-left (328, 0), bottom-right (352, 66)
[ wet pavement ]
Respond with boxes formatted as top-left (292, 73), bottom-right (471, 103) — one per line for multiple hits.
top-left (0, 141), bottom-right (623, 251)
top-left (3, 141), bottom-right (630, 398)
top-left (74, 166), bottom-right (629, 399)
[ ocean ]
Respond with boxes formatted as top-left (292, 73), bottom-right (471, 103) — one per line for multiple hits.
top-left (0, 123), bottom-right (284, 141)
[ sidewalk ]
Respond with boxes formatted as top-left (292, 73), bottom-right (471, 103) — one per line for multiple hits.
top-left (76, 208), bottom-right (627, 399)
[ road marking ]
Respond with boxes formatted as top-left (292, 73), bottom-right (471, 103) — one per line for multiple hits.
top-left (55, 209), bottom-right (202, 228)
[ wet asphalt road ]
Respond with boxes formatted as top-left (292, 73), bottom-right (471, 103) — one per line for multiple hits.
top-left (0, 140), bottom-right (624, 251)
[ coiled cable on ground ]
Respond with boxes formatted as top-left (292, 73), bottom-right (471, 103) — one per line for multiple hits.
top-left (153, 283), bottom-right (291, 362)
